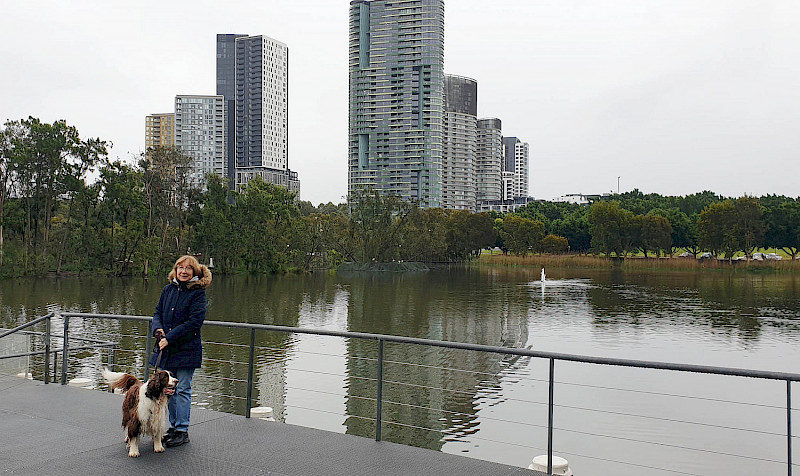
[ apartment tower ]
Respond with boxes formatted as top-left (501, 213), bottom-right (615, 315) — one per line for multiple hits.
top-left (442, 74), bottom-right (477, 211)
top-left (348, 0), bottom-right (446, 208)
top-left (174, 95), bottom-right (226, 184)
top-left (476, 118), bottom-right (502, 203)
top-left (145, 113), bottom-right (175, 149)
top-left (502, 136), bottom-right (530, 198)
top-left (216, 34), bottom-right (247, 186)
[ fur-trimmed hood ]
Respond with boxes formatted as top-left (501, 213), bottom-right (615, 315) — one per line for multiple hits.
top-left (170, 264), bottom-right (212, 290)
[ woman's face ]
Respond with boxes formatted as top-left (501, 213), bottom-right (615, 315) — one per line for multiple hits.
top-left (175, 261), bottom-right (195, 282)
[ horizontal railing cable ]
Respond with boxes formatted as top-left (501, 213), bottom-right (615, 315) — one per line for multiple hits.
top-left (553, 448), bottom-right (707, 476)
top-left (554, 379), bottom-right (787, 409)
top-left (553, 402), bottom-right (787, 437)
top-left (554, 425), bottom-right (785, 464)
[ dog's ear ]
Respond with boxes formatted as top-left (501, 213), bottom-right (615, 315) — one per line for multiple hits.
top-left (145, 372), bottom-right (165, 399)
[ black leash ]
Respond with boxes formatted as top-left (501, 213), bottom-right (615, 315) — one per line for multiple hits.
top-left (154, 349), bottom-right (163, 372)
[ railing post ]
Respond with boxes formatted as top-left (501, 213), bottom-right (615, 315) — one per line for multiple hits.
top-left (788, 380), bottom-right (793, 476)
top-left (52, 351), bottom-right (58, 383)
top-left (547, 357), bottom-right (555, 475)
top-left (246, 328), bottom-right (256, 418)
top-left (144, 321), bottom-right (153, 377)
top-left (376, 338), bottom-right (384, 442)
top-left (60, 315), bottom-right (69, 385)
top-left (108, 347), bottom-right (117, 393)
top-left (44, 316), bottom-right (51, 385)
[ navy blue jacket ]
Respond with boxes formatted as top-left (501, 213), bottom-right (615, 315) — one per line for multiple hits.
top-left (149, 267), bottom-right (210, 369)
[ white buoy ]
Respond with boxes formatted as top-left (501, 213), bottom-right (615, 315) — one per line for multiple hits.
top-left (16, 372), bottom-right (33, 380)
top-left (250, 406), bottom-right (275, 421)
top-left (208, 257), bottom-right (214, 268)
top-left (529, 455), bottom-right (573, 475)
top-left (541, 267), bottom-right (546, 283)
top-left (68, 377), bottom-right (93, 388)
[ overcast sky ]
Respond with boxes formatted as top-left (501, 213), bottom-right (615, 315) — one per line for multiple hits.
top-left (2, 1), bottom-right (798, 205)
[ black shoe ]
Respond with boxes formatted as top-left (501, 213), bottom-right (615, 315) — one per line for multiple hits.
top-left (164, 431), bottom-right (189, 447)
top-left (161, 428), bottom-right (176, 442)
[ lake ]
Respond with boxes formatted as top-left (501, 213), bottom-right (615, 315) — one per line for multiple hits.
top-left (1, 267), bottom-right (798, 475)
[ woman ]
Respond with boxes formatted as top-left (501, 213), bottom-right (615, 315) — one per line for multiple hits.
top-left (149, 255), bottom-right (211, 448)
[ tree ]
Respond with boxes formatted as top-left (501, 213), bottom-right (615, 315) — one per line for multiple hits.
top-left (139, 146), bottom-right (195, 274)
top-left (403, 207), bottom-right (448, 262)
top-left (8, 117), bottom-right (107, 272)
top-left (552, 210), bottom-right (591, 254)
top-left (0, 121), bottom-right (26, 266)
top-left (232, 177), bottom-right (299, 273)
top-left (763, 198), bottom-right (800, 259)
top-left (653, 208), bottom-right (696, 256)
top-left (191, 174), bottom-right (232, 271)
top-left (698, 200), bottom-right (738, 259)
top-left (541, 234), bottom-right (569, 254)
top-left (500, 215), bottom-right (545, 257)
top-left (732, 196), bottom-right (764, 259)
top-left (444, 210), bottom-right (495, 260)
top-left (346, 188), bottom-right (416, 263)
top-left (97, 161), bottom-right (147, 275)
top-left (588, 201), bottom-right (634, 257)
top-left (638, 213), bottom-right (673, 257)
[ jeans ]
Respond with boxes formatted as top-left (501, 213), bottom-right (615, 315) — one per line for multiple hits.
top-left (168, 367), bottom-right (195, 432)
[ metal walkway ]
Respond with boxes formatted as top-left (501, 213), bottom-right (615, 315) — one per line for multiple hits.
top-left (0, 377), bottom-right (541, 476)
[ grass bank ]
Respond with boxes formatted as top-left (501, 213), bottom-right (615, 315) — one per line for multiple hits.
top-left (477, 253), bottom-right (800, 272)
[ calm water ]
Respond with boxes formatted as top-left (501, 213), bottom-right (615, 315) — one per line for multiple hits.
top-left (1, 267), bottom-right (799, 475)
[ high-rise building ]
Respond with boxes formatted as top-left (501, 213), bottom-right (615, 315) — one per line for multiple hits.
top-left (513, 140), bottom-right (529, 197)
top-left (145, 113), bottom-right (175, 149)
top-left (442, 74), bottom-right (477, 211)
top-left (233, 34), bottom-right (299, 193)
top-left (216, 33), bottom-right (247, 187)
top-left (348, 0), bottom-right (446, 208)
top-left (502, 136), bottom-right (530, 198)
top-left (476, 118), bottom-right (502, 203)
top-left (174, 95), bottom-right (226, 184)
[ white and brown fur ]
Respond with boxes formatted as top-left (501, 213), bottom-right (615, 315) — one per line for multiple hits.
top-left (102, 368), bottom-right (178, 457)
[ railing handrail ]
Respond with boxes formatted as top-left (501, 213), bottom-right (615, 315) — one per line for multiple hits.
top-left (61, 311), bottom-right (800, 383)
top-left (0, 313), bottom-right (53, 340)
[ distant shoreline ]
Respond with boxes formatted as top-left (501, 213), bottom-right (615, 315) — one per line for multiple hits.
top-left (477, 253), bottom-right (800, 272)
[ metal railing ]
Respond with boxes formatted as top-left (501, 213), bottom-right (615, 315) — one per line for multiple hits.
top-left (2, 310), bottom-right (799, 475)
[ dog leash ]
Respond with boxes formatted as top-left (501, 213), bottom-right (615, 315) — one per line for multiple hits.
top-left (154, 349), bottom-right (163, 372)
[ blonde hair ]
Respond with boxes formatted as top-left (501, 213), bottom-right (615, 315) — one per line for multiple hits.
top-left (167, 255), bottom-right (202, 282)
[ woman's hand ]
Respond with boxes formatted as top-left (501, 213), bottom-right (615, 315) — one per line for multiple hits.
top-left (158, 338), bottom-right (169, 350)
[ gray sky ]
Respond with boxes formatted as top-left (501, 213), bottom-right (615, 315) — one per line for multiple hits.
top-left (2, 0), bottom-right (798, 205)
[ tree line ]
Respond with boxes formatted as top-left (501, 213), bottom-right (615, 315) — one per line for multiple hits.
top-left (1, 118), bottom-right (798, 277)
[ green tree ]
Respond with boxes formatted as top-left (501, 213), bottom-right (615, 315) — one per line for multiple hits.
top-left (191, 174), bottom-right (233, 271)
top-left (444, 210), bottom-right (495, 260)
top-left (698, 200), bottom-right (737, 258)
top-left (638, 213), bottom-right (673, 257)
top-left (552, 209), bottom-right (591, 254)
top-left (733, 196), bottom-right (764, 259)
top-left (763, 198), bottom-right (800, 259)
top-left (97, 160), bottom-right (147, 275)
top-left (11, 117), bottom-right (106, 271)
top-left (500, 215), bottom-right (545, 256)
top-left (232, 177), bottom-right (299, 273)
top-left (541, 234), bottom-right (569, 254)
top-left (346, 188), bottom-right (415, 263)
top-left (588, 201), bottom-right (634, 257)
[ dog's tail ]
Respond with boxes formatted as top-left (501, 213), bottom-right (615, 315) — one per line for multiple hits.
top-left (102, 367), bottom-right (140, 393)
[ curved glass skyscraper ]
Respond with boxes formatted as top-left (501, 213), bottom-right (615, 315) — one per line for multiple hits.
top-left (348, 0), bottom-right (445, 208)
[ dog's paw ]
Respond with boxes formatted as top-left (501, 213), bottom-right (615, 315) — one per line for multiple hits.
top-left (154, 445), bottom-right (165, 453)
top-left (128, 451), bottom-right (140, 457)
